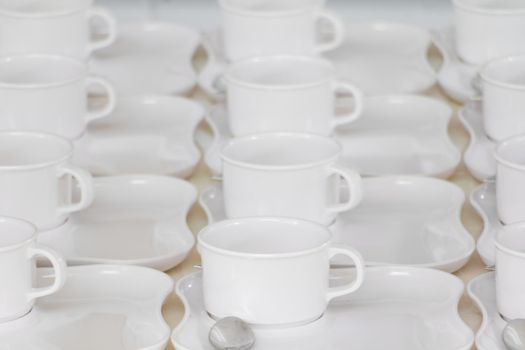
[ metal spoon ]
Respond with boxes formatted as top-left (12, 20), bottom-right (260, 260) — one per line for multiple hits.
top-left (209, 316), bottom-right (255, 350)
top-left (503, 319), bottom-right (525, 350)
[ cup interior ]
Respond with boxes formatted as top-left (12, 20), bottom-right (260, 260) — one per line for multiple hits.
top-left (199, 218), bottom-right (331, 256)
top-left (496, 135), bottom-right (525, 168)
top-left (221, 133), bottom-right (340, 168)
top-left (227, 56), bottom-right (333, 88)
top-left (0, 0), bottom-right (91, 15)
top-left (482, 56), bottom-right (525, 88)
top-left (220, 0), bottom-right (321, 14)
top-left (0, 217), bottom-right (36, 250)
top-left (0, 132), bottom-right (72, 168)
top-left (455, 0), bottom-right (525, 11)
top-left (0, 55), bottom-right (85, 87)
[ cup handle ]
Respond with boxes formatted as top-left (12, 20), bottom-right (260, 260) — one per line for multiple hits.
top-left (85, 76), bottom-right (116, 123)
top-left (326, 244), bottom-right (365, 302)
top-left (331, 81), bottom-right (364, 130)
top-left (87, 7), bottom-right (117, 54)
top-left (314, 10), bottom-right (344, 53)
top-left (57, 165), bottom-right (94, 215)
top-left (26, 246), bottom-right (67, 301)
top-left (326, 165), bottom-right (363, 215)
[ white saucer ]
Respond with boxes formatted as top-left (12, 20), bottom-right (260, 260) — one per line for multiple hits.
top-left (38, 175), bottom-right (196, 271)
top-left (90, 21), bottom-right (200, 96)
top-left (200, 176), bottom-right (474, 272)
top-left (470, 182), bottom-right (499, 268)
top-left (74, 95), bottom-right (203, 177)
top-left (199, 22), bottom-right (436, 97)
top-left (458, 100), bottom-right (496, 182)
top-left (172, 267), bottom-right (474, 350)
top-left (0, 265), bottom-right (173, 350)
top-left (432, 28), bottom-right (478, 103)
top-left (468, 272), bottom-right (506, 350)
top-left (201, 95), bottom-right (460, 178)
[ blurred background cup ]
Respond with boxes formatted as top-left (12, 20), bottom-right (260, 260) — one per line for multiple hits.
top-left (220, 0), bottom-right (344, 61)
top-left (453, 0), bottom-right (525, 65)
top-left (480, 55), bottom-right (525, 141)
top-left (0, 54), bottom-right (116, 139)
top-left (0, 216), bottom-right (66, 322)
top-left (220, 133), bottom-right (362, 225)
top-left (0, 131), bottom-right (94, 230)
top-left (198, 217), bottom-right (365, 326)
top-left (223, 55), bottom-right (363, 136)
top-left (0, 0), bottom-right (116, 59)
top-left (495, 134), bottom-right (525, 224)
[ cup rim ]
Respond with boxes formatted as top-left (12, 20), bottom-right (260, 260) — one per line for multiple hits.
top-left (452, 0), bottom-right (525, 15)
top-left (0, 216), bottom-right (37, 252)
top-left (495, 222), bottom-right (525, 258)
top-left (0, 131), bottom-right (73, 170)
top-left (220, 132), bottom-right (341, 171)
top-left (480, 54), bottom-right (525, 91)
top-left (0, 0), bottom-right (93, 18)
top-left (494, 133), bottom-right (525, 171)
top-left (198, 217), bottom-right (332, 259)
top-left (0, 54), bottom-right (87, 90)
top-left (218, 0), bottom-right (321, 17)
top-left (225, 55), bottom-right (335, 90)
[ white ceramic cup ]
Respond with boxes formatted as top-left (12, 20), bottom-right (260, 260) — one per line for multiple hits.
top-left (0, 54), bottom-right (116, 139)
top-left (220, 0), bottom-right (343, 61)
top-left (453, 0), bottom-right (525, 65)
top-left (0, 131), bottom-right (94, 230)
top-left (220, 133), bottom-right (363, 225)
top-left (223, 55), bottom-right (363, 136)
top-left (198, 217), bottom-right (365, 326)
top-left (495, 222), bottom-right (525, 320)
top-left (0, 216), bottom-right (66, 322)
top-left (495, 134), bottom-right (525, 224)
top-left (480, 55), bottom-right (525, 141)
top-left (0, 0), bottom-right (116, 59)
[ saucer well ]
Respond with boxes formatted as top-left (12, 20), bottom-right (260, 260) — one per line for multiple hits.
top-left (458, 100), bottom-right (496, 182)
top-left (38, 175), bottom-right (196, 271)
top-left (200, 176), bottom-right (474, 273)
top-left (201, 95), bottom-right (460, 178)
top-left (470, 182), bottom-right (499, 268)
top-left (0, 265), bottom-right (173, 350)
top-left (468, 272), bottom-right (506, 350)
top-left (90, 21), bottom-right (200, 96)
top-left (73, 95), bottom-right (203, 177)
top-left (432, 28), bottom-right (478, 103)
top-left (199, 22), bottom-right (436, 97)
top-left (172, 267), bottom-right (474, 350)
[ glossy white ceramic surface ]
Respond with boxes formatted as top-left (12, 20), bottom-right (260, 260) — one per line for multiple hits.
top-left (201, 176), bottom-right (474, 273)
top-left (481, 55), bottom-right (525, 141)
top-left (458, 101), bottom-right (496, 181)
top-left (0, 132), bottom-right (93, 230)
top-left (495, 134), bottom-right (525, 224)
top-left (220, 133), bottom-right (362, 225)
top-left (495, 223), bottom-right (525, 320)
top-left (173, 267), bottom-right (474, 350)
top-left (0, 54), bottom-right (115, 139)
top-left (0, 265), bottom-right (173, 350)
top-left (198, 218), bottom-right (364, 326)
top-left (201, 95), bottom-right (459, 178)
top-left (0, 217), bottom-right (66, 322)
top-left (90, 21), bottom-right (200, 95)
top-left (470, 182), bottom-right (499, 267)
top-left (432, 28), bottom-right (478, 103)
top-left (38, 175), bottom-right (196, 271)
top-left (200, 21), bottom-right (436, 97)
top-left (0, 0), bottom-right (116, 59)
top-left (73, 95), bottom-right (203, 177)
top-left (453, 0), bottom-right (525, 65)
top-left (222, 55), bottom-right (363, 136)
top-left (220, 0), bottom-right (342, 61)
